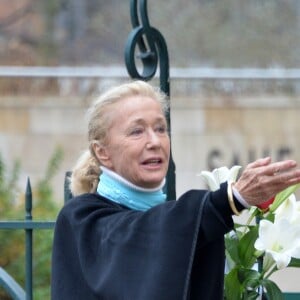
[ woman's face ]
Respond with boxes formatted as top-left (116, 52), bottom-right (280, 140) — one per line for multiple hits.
top-left (97, 95), bottom-right (170, 188)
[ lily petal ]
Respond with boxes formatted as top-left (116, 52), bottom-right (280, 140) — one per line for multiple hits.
top-left (270, 251), bottom-right (291, 269)
top-left (255, 218), bottom-right (300, 270)
top-left (199, 165), bottom-right (242, 191)
top-left (228, 165), bottom-right (242, 182)
top-left (200, 170), bottom-right (219, 191)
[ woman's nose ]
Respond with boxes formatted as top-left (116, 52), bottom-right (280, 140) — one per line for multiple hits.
top-left (146, 130), bottom-right (161, 147)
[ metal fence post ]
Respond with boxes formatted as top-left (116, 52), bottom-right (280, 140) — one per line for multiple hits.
top-left (25, 178), bottom-right (33, 300)
top-left (125, 0), bottom-right (176, 200)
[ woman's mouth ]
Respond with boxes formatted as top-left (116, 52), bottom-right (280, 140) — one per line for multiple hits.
top-left (142, 158), bottom-right (163, 166)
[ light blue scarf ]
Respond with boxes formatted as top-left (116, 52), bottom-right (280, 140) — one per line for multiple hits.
top-left (97, 167), bottom-right (166, 211)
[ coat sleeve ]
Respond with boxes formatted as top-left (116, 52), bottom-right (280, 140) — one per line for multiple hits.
top-left (51, 183), bottom-right (234, 300)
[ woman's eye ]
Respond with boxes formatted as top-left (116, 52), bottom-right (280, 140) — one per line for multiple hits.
top-left (130, 128), bottom-right (144, 136)
top-left (156, 125), bottom-right (167, 134)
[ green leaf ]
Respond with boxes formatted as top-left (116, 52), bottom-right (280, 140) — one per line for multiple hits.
top-left (288, 257), bottom-right (300, 268)
top-left (238, 226), bottom-right (259, 268)
top-left (269, 184), bottom-right (300, 212)
top-left (225, 267), bottom-right (262, 300)
top-left (225, 232), bottom-right (240, 265)
top-left (264, 212), bottom-right (275, 222)
top-left (242, 290), bottom-right (259, 300)
top-left (238, 268), bottom-right (261, 289)
top-left (224, 268), bottom-right (242, 300)
top-left (262, 279), bottom-right (284, 300)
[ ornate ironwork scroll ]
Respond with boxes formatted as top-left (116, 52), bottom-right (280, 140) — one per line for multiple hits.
top-left (125, 0), bottom-right (176, 200)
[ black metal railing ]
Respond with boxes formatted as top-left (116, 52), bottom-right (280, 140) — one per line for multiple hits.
top-left (125, 0), bottom-right (176, 201)
top-left (0, 179), bottom-right (55, 300)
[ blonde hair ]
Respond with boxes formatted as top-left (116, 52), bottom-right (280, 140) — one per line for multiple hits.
top-left (70, 80), bottom-right (169, 196)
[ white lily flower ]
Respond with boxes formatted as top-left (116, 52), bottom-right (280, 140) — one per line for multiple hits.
top-left (199, 165), bottom-right (242, 191)
top-left (254, 218), bottom-right (300, 269)
top-left (275, 194), bottom-right (300, 225)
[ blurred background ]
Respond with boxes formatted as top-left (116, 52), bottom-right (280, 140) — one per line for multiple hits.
top-left (0, 0), bottom-right (300, 298)
top-left (0, 0), bottom-right (299, 67)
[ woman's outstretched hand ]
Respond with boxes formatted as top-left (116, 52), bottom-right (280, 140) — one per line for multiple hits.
top-left (234, 157), bottom-right (300, 207)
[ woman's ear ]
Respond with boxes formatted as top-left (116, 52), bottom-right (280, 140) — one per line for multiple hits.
top-left (92, 141), bottom-right (112, 168)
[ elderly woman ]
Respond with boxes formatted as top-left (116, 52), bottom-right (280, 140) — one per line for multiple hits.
top-left (51, 80), bottom-right (300, 300)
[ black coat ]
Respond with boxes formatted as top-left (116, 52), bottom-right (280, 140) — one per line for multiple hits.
top-left (51, 182), bottom-right (235, 300)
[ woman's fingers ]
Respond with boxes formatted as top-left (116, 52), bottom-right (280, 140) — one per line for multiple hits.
top-left (246, 157), bottom-right (271, 169)
top-left (263, 160), bottom-right (297, 176)
top-left (274, 168), bottom-right (300, 185)
top-left (234, 158), bottom-right (300, 206)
